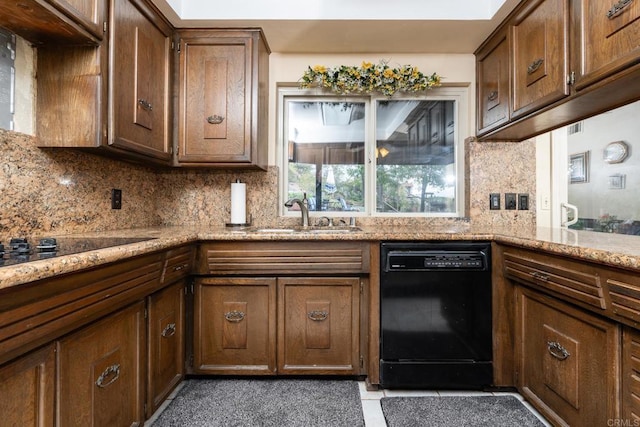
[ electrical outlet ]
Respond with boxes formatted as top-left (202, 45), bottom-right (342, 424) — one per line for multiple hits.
top-left (111, 189), bottom-right (122, 209)
top-left (490, 193), bottom-right (501, 210)
top-left (518, 193), bottom-right (529, 210)
top-left (505, 193), bottom-right (517, 210)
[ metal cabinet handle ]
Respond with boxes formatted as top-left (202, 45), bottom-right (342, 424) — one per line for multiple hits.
top-left (487, 91), bottom-right (498, 101)
top-left (173, 263), bottom-right (189, 272)
top-left (307, 310), bottom-right (328, 321)
top-left (138, 99), bottom-right (153, 111)
top-left (527, 58), bottom-right (544, 75)
top-left (547, 341), bottom-right (570, 360)
top-left (224, 310), bottom-right (245, 322)
top-left (162, 322), bottom-right (176, 338)
top-left (607, 0), bottom-right (633, 19)
top-left (95, 364), bottom-right (121, 388)
top-left (207, 115), bottom-right (225, 124)
top-left (529, 271), bottom-right (550, 281)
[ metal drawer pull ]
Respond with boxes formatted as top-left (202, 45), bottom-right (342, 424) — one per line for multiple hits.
top-left (527, 58), bottom-right (544, 75)
top-left (224, 310), bottom-right (245, 322)
top-left (308, 310), bottom-right (328, 321)
top-left (207, 115), bottom-right (225, 124)
top-left (173, 263), bottom-right (189, 272)
top-left (162, 323), bottom-right (176, 338)
top-left (607, 0), bottom-right (633, 19)
top-left (96, 364), bottom-right (121, 388)
top-left (547, 341), bottom-right (570, 360)
top-left (487, 91), bottom-right (498, 101)
top-left (138, 99), bottom-right (153, 111)
top-left (529, 271), bottom-right (550, 281)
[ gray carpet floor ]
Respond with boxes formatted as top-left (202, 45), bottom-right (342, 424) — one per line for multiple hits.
top-left (381, 395), bottom-right (546, 426)
top-left (152, 379), bottom-right (365, 427)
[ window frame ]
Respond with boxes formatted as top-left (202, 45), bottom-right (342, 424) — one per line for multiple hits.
top-left (277, 85), bottom-right (469, 219)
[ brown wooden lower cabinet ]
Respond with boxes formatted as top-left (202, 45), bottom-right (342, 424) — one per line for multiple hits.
top-left (0, 344), bottom-right (55, 427)
top-left (192, 276), bottom-right (361, 375)
top-left (278, 277), bottom-right (360, 375)
top-left (194, 277), bottom-right (277, 374)
top-left (147, 280), bottom-right (186, 417)
top-left (57, 302), bottom-right (145, 427)
top-left (623, 327), bottom-right (640, 422)
top-left (516, 286), bottom-right (620, 426)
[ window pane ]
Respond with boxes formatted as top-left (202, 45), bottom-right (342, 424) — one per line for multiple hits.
top-left (375, 100), bottom-right (456, 213)
top-left (285, 100), bottom-right (365, 213)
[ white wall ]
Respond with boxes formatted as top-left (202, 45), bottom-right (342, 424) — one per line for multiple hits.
top-left (567, 101), bottom-right (640, 221)
top-left (268, 53), bottom-right (476, 165)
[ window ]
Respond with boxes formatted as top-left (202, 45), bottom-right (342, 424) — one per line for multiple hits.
top-left (0, 29), bottom-right (16, 130)
top-left (278, 86), bottom-right (467, 218)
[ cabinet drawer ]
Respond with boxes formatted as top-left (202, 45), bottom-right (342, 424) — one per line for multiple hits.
top-left (623, 327), bottom-right (640, 422)
top-left (504, 249), bottom-right (606, 309)
top-left (197, 241), bottom-right (370, 275)
top-left (517, 287), bottom-right (619, 426)
top-left (0, 252), bottom-right (163, 365)
top-left (606, 269), bottom-right (640, 325)
top-left (162, 245), bottom-right (194, 284)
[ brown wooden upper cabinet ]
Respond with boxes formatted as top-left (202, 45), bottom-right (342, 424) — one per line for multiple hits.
top-left (572, 0), bottom-right (640, 90)
top-left (476, 27), bottom-right (510, 135)
top-left (476, 0), bottom-right (640, 141)
top-left (176, 29), bottom-right (270, 169)
top-left (511, 0), bottom-right (570, 118)
top-left (36, 0), bottom-right (173, 166)
top-left (0, 0), bottom-right (105, 44)
top-left (109, 0), bottom-right (172, 163)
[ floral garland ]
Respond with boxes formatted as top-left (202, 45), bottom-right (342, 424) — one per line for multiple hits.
top-left (299, 60), bottom-right (441, 96)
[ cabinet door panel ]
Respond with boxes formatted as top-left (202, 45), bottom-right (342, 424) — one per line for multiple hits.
top-left (516, 287), bottom-right (619, 426)
top-left (512, 0), bottom-right (570, 118)
top-left (57, 302), bottom-right (145, 427)
top-left (110, 0), bottom-right (171, 162)
top-left (477, 29), bottom-right (510, 135)
top-left (278, 277), bottom-right (360, 375)
top-left (179, 40), bottom-right (250, 162)
top-left (50, 0), bottom-right (105, 39)
top-left (623, 327), bottom-right (640, 421)
top-left (194, 277), bottom-right (276, 374)
top-left (574, 0), bottom-right (640, 89)
top-left (0, 345), bottom-right (55, 427)
top-left (147, 281), bottom-right (185, 416)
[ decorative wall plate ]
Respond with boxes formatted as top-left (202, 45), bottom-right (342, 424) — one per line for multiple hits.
top-left (604, 141), bottom-right (629, 164)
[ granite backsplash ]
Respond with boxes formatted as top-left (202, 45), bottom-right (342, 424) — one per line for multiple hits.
top-left (0, 128), bottom-right (536, 241)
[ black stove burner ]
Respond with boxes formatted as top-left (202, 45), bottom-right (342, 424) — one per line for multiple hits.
top-left (0, 236), bottom-right (155, 268)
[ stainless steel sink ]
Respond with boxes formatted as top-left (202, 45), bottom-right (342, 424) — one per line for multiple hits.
top-left (250, 226), bottom-right (361, 234)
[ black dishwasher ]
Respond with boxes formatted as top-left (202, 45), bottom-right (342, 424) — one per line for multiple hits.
top-left (380, 241), bottom-right (492, 389)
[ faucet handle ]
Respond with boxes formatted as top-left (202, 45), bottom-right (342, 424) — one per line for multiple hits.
top-left (317, 216), bottom-right (333, 227)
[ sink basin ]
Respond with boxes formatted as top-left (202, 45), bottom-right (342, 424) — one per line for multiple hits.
top-left (305, 227), bottom-right (361, 234)
top-left (250, 226), bottom-right (361, 234)
top-left (252, 228), bottom-right (297, 233)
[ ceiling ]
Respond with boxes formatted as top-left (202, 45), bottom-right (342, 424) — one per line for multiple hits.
top-left (150, 0), bottom-right (522, 54)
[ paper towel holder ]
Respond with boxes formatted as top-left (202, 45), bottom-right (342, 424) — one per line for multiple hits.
top-left (225, 213), bottom-right (252, 228)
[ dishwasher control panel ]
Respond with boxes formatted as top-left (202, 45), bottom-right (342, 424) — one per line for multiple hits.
top-left (385, 249), bottom-right (488, 271)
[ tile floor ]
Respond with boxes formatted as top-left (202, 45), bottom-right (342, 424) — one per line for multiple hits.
top-left (146, 381), bottom-right (552, 426)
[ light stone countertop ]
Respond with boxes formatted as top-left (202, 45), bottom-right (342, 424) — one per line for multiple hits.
top-left (1, 225), bottom-right (639, 291)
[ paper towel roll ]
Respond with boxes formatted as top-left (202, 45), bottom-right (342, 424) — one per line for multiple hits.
top-left (230, 181), bottom-right (246, 224)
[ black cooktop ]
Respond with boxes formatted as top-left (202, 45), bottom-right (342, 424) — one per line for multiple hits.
top-left (0, 236), bottom-right (156, 268)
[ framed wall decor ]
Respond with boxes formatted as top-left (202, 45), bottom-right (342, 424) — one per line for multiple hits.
top-left (608, 174), bottom-right (626, 189)
top-left (569, 151), bottom-right (590, 183)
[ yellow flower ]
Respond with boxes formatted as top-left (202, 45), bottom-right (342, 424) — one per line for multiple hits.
top-left (383, 68), bottom-right (395, 79)
top-left (361, 61), bottom-right (373, 70)
top-left (313, 65), bottom-right (327, 73)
